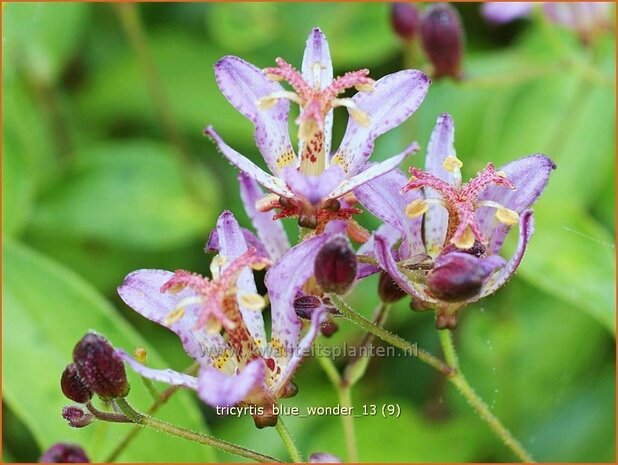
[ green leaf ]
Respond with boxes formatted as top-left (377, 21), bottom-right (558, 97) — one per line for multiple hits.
top-left (29, 139), bottom-right (218, 251)
top-left (3, 3), bottom-right (89, 84)
top-left (2, 132), bottom-right (34, 237)
top-left (2, 239), bottom-right (216, 462)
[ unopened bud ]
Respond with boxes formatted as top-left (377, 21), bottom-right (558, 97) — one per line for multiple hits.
top-left (391, 3), bottom-right (420, 42)
top-left (314, 237), bottom-right (357, 294)
top-left (61, 363), bottom-right (93, 403)
top-left (320, 319), bottom-right (339, 338)
top-left (279, 381), bottom-right (299, 399)
top-left (293, 295), bottom-right (322, 319)
top-left (73, 333), bottom-right (129, 400)
top-left (427, 253), bottom-right (504, 302)
top-left (378, 272), bottom-right (407, 303)
top-left (420, 3), bottom-right (464, 79)
top-left (39, 443), bottom-right (89, 463)
top-left (253, 404), bottom-right (278, 429)
top-left (62, 406), bottom-right (96, 428)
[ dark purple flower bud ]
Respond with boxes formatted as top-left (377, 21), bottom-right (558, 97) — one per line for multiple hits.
top-left (61, 363), bottom-right (93, 403)
top-left (62, 406), bottom-right (96, 428)
top-left (320, 319), bottom-right (339, 337)
top-left (279, 380), bottom-right (299, 399)
top-left (253, 404), bottom-right (278, 429)
top-left (294, 295), bottom-right (322, 319)
top-left (39, 443), bottom-right (89, 463)
top-left (427, 252), bottom-right (505, 302)
top-left (420, 3), bottom-right (464, 79)
top-left (314, 236), bottom-right (357, 294)
top-left (391, 3), bottom-right (420, 41)
top-left (378, 272), bottom-right (407, 303)
top-left (73, 333), bottom-right (129, 400)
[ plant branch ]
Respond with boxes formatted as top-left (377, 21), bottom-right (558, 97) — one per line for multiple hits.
top-left (275, 418), bottom-right (303, 463)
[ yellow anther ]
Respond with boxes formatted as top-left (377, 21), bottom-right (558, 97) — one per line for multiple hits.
top-left (164, 306), bottom-right (186, 326)
top-left (210, 255), bottom-right (227, 280)
top-left (266, 72), bottom-right (284, 81)
top-left (443, 155), bottom-right (463, 173)
top-left (355, 82), bottom-right (375, 92)
top-left (205, 317), bottom-right (223, 334)
top-left (256, 96), bottom-right (279, 110)
top-left (298, 118), bottom-right (319, 141)
top-left (495, 207), bottom-right (519, 225)
top-left (250, 260), bottom-right (269, 271)
top-left (349, 107), bottom-right (370, 126)
top-left (495, 170), bottom-right (507, 178)
top-left (255, 193), bottom-right (279, 213)
top-left (134, 347), bottom-right (147, 363)
top-left (405, 199), bottom-right (429, 219)
top-left (452, 226), bottom-right (475, 249)
top-left (239, 293), bottom-right (267, 310)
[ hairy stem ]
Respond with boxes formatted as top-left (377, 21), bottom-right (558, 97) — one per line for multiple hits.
top-left (438, 330), bottom-right (535, 463)
top-left (275, 418), bottom-right (303, 463)
top-left (329, 294), bottom-right (452, 375)
top-left (317, 356), bottom-right (358, 462)
top-left (90, 398), bottom-right (281, 463)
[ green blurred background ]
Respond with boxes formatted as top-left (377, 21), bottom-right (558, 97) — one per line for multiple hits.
top-left (2, 2), bottom-right (616, 462)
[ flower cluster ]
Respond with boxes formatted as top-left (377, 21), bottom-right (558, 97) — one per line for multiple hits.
top-left (62, 28), bottom-right (554, 440)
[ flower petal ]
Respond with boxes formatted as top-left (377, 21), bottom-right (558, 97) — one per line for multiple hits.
top-left (117, 269), bottom-right (228, 365)
top-left (214, 56), bottom-right (296, 174)
top-left (309, 453), bottom-right (342, 463)
top-left (265, 234), bottom-right (330, 367)
top-left (424, 113), bottom-right (456, 256)
top-left (198, 358), bottom-right (267, 407)
top-left (354, 168), bottom-right (424, 260)
top-left (205, 126), bottom-right (293, 198)
top-left (302, 27), bottom-right (334, 157)
top-left (332, 69), bottom-right (429, 175)
top-left (477, 210), bottom-right (534, 299)
top-left (374, 233), bottom-right (437, 304)
top-left (211, 211), bottom-right (268, 350)
top-left (477, 154), bottom-right (555, 253)
top-left (207, 226), bottom-right (268, 258)
top-left (116, 349), bottom-right (198, 390)
top-left (357, 223), bottom-right (401, 279)
top-left (481, 2), bottom-right (533, 24)
top-left (283, 165), bottom-right (345, 206)
top-left (272, 307), bottom-right (325, 395)
top-left (328, 142), bottom-right (419, 199)
top-left (238, 173), bottom-right (290, 260)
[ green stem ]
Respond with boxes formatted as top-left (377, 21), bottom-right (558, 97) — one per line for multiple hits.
top-left (275, 418), bottom-right (302, 463)
top-left (317, 356), bottom-right (358, 462)
top-left (439, 330), bottom-right (535, 463)
top-left (91, 399), bottom-right (281, 463)
top-left (329, 294), bottom-right (452, 375)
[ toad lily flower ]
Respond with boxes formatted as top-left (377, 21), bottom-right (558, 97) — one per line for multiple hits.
top-left (355, 113), bottom-right (556, 328)
top-left (206, 27), bottom-right (429, 232)
top-left (116, 211), bottom-right (327, 427)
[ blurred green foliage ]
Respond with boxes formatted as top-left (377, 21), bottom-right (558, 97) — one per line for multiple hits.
top-left (2, 2), bottom-right (615, 463)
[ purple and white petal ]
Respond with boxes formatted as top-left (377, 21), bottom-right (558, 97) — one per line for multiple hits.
top-left (333, 70), bottom-right (429, 176)
top-left (309, 452), bottom-right (342, 463)
top-left (283, 165), bottom-right (345, 206)
top-left (118, 269), bottom-right (227, 365)
top-left (213, 211), bottom-right (268, 349)
top-left (214, 56), bottom-right (296, 175)
top-left (374, 234), bottom-right (437, 304)
top-left (272, 307), bottom-right (325, 395)
top-left (476, 210), bottom-right (534, 299)
top-left (238, 173), bottom-right (290, 260)
top-left (424, 113), bottom-right (456, 256)
top-left (116, 349), bottom-right (198, 390)
top-left (357, 223), bottom-right (401, 279)
top-left (481, 2), bottom-right (533, 24)
top-left (197, 358), bottom-right (267, 407)
top-left (328, 142), bottom-right (419, 199)
top-left (302, 27), bottom-right (334, 156)
top-left (207, 226), bottom-right (268, 258)
top-left (355, 168), bottom-right (424, 260)
top-left (265, 234), bottom-right (330, 367)
top-left (477, 154), bottom-right (555, 253)
top-left (205, 126), bottom-right (293, 198)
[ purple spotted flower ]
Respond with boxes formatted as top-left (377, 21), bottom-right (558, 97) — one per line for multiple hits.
top-left (116, 211), bottom-right (329, 427)
top-left (355, 113), bottom-right (555, 328)
top-left (206, 27), bottom-right (430, 233)
top-left (482, 2), bottom-right (613, 43)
